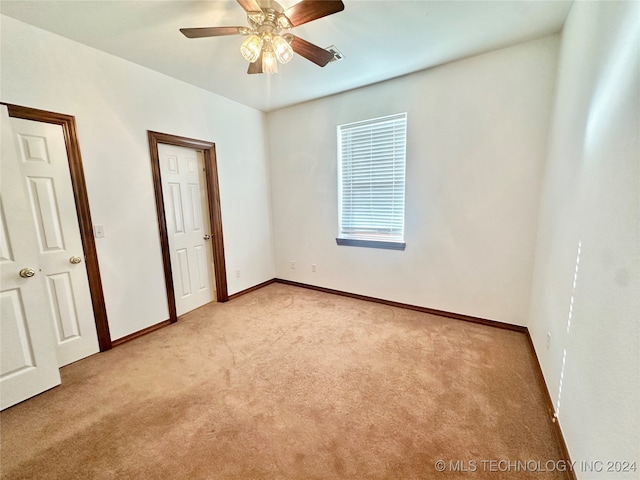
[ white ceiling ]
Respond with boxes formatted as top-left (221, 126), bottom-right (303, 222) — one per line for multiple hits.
top-left (1, 0), bottom-right (572, 112)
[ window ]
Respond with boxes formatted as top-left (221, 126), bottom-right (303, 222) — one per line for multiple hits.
top-left (337, 113), bottom-right (407, 250)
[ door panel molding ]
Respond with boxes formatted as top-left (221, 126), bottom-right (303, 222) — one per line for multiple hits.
top-left (3, 103), bottom-right (112, 352)
top-left (147, 131), bottom-right (228, 324)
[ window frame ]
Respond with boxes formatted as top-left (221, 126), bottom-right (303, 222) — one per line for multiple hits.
top-left (336, 113), bottom-right (407, 251)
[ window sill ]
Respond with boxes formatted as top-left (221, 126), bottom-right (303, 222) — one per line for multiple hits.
top-left (336, 238), bottom-right (406, 251)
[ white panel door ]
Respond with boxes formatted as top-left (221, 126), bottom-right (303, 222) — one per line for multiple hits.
top-left (2, 108), bottom-right (99, 368)
top-left (158, 144), bottom-right (215, 316)
top-left (1, 105), bottom-right (61, 410)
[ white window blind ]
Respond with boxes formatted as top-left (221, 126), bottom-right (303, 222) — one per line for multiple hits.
top-left (337, 113), bottom-right (407, 244)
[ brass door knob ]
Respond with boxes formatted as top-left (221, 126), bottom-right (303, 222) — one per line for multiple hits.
top-left (70, 256), bottom-right (82, 264)
top-left (203, 234), bottom-right (211, 240)
top-left (19, 267), bottom-right (36, 278)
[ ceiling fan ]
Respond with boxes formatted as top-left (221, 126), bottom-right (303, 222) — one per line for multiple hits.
top-left (180, 0), bottom-right (345, 74)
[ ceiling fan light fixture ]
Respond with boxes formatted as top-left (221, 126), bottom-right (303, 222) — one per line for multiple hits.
top-left (262, 49), bottom-right (278, 74)
top-left (180, 0), bottom-right (346, 74)
top-left (240, 34), bottom-right (263, 63)
top-left (272, 35), bottom-right (294, 64)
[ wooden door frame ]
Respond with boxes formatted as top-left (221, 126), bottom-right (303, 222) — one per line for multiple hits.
top-left (2, 103), bottom-right (112, 351)
top-left (147, 131), bottom-right (228, 324)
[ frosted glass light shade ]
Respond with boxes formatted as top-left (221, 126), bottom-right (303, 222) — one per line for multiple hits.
top-left (240, 35), bottom-right (263, 63)
top-left (272, 35), bottom-right (294, 64)
top-left (262, 49), bottom-right (278, 74)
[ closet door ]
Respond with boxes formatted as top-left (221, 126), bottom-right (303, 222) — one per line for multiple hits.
top-left (1, 105), bottom-right (61, 410)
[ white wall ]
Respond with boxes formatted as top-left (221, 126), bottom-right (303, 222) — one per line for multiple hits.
top-left (267, 35), bottom-right (560, 325)
top-left (528, 2), bottom-right (640, 477)
top-left (1, 16), bottom-right (276, 340)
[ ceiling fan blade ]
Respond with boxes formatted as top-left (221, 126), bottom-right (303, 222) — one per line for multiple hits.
top-left (284, 0), bottom-right (344, 27)
top-left (180, 27), bottom-right (244, 38)
top-left (291, 36), bottom-right (335, 67)
top-left (248, 52), bottom-right (264, 74)
top-left (236, 0), bottom-right (262, 13)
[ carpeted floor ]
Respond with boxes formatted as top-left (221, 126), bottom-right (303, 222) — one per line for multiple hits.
top-left (1, 283), bottom-right (568, 479)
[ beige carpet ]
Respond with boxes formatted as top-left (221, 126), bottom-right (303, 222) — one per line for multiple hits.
top-left (1, 283), bottom-right (568, 479)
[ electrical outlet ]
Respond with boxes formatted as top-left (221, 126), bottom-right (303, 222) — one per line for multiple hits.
top-left (312, 264), bottom-right (317, 273)
top-left (546, 332), bottom-right (551, 349)
top-left (235, 270), bottom-right (241, 278)
top-left (290, 261), bottom-right (296, 270)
